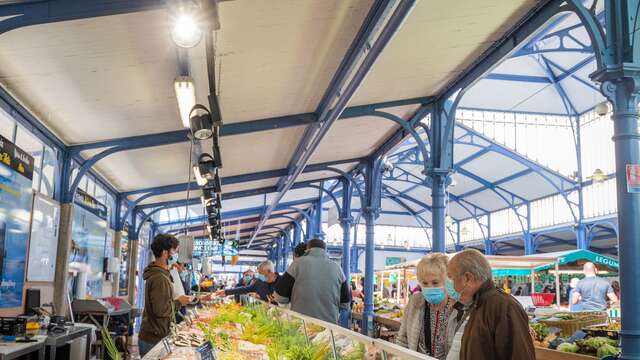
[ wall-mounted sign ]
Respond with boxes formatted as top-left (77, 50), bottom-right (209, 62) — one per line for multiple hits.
top-left (74, 189), bottom-right (108, 219)
top-left (385, 256), bottom-right (406, 266)
top-left (0, 134), bottom-right (34, 180)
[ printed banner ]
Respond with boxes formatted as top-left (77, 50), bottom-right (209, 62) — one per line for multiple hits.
top-left (0, 135), bottom-right (33, 308)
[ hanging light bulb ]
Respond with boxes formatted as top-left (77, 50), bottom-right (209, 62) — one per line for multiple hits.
top-left (174, 76), bottom-right (196, 128)
top-left (588, 168), bottom-right (607, 183)
top-left (171, 8), bottom-right (202, 48)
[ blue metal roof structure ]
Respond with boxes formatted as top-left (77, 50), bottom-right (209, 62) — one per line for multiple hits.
top-left (3, 0), bottom-right (640, 352)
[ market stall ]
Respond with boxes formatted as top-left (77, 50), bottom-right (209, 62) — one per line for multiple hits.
top-left (142, 301), bottom-right (429, 360)
top-left (384, 250), bottom-right (619, 309)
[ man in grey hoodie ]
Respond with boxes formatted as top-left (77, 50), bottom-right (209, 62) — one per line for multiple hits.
top-left (275, 239), bottom-right (351, 323)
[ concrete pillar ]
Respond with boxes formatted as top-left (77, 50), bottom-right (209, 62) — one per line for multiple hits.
top-left (112, 230), bottom-right (122, 297)
top-left (127, 239), bottom-right (139, 306)
top-left (53, 203), bottom-right (73, 317)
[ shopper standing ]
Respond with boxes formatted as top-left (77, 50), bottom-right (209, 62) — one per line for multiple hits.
top-left (217, 260), bottom-right (280, 304)
top-left (396, 253), bottom-right (461, 359)
top-left (447, 249), bottom-right (535, 360)
top-left (139, 234), bottom-right (192, 356)
top-left (275, 239), bottom-right (351, 323)
top-left (572, 262), bottom-right (618, 311)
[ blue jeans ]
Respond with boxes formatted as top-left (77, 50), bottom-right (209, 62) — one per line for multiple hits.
top-left (138, 339), bottom-right (156, 357)
top-left (338, 308), bottom-right (351, 329)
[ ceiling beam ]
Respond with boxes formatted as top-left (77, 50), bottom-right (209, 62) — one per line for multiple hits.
top-left (0, 0), bottom-right (166, 35)
top-left (67, 97), bottom-right (430, 153)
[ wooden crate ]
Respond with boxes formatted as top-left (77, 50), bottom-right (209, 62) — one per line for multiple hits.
top-left (535, 347), bottom-right (597, 360)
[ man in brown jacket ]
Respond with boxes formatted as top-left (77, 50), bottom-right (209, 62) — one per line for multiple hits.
top-left (138, 234), bottom-right (192, 356)
top-left (447, 249), bottom-right (535, 360)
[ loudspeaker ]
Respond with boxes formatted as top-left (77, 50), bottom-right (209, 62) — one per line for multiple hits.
top-left (25, 288), bottom-right (40, 316)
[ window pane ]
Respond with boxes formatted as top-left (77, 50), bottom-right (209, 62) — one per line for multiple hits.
top-left (41, 147), bottom-right (56, 196)
top-left (0, 109), bottom-right (14, 140)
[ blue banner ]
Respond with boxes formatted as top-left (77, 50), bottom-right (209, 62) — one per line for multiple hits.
top-left (0, 135), bottom-right (33, 308)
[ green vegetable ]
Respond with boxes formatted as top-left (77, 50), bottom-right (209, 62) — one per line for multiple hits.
top-left (557, 343), bottom-right (578, 353)
top-left (530, 323), bottom-right (550, 340)
top-left (597, 343), bottom-right (621, 358)
top-left (577, 336), bottom-right (618, 352)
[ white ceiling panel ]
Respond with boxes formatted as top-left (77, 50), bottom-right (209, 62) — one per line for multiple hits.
top-left (220, 126), bottom-right (306, 177)
top-left (189, 0), bottom-right (374, 124)
top-left (462, 190), bottom-right (510, 212)
top-left (86, 142), bottom-right (191, 192)
top-left (461, 151), bottom-right (528, 182)
top-left (309, 114), bottom-right (400, 164)
top-left (499, 172), bottom-right (559, 200)
top-left (0, 10), bottom-right (182, 144)
top-left (351, 0), bottom-right (537, 105)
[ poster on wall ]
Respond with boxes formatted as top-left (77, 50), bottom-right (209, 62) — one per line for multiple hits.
top-left (69, 193), bottom-right (108, 300)
top-left (0, 134), bottom-right (34, 308)
top-left (27, 194), bottom-right (60, 282)
top-left (118, 229), bottom-right (129, 297)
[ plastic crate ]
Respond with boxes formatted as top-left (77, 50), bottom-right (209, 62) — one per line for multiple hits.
top-left (531, 293), bottom-right (555, 307)
top-left (0, 317), bottom-right (26, 337)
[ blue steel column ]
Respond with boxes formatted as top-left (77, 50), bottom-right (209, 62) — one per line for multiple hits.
top-left (484, 215), bottom-right (494, 255)
top-left (305, 209), bottom-right (313, 241)
top-left (603, 79), bottom-right (640, 359)
top-left (431, 172), bottom-right (447, 253)
top-left (429, 99), bottom-right (457, 254)
top-left (293, 221), bottom-right (302, 246)
top-left (283, 232), bottom-right (290, 269)
top-left (582, 1), bottom-right (640, 355)
top-left (362, 160), bottom-right (382, 336)
top-left (314, 200), bottom-right (324, 239)
top-left (339, 179), bottom-right (353, 329)
top-left (524, 203), bottom-right (535, 255)
top-left (575, 115), bottom-right (589, 249)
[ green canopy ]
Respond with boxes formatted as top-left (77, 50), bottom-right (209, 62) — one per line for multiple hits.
top-left (492, 268), bottom-right (534, 277)
top-left (533, 249), bottom-right (619, 272)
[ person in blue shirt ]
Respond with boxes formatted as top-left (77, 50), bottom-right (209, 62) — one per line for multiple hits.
top-left (571, 262), bottom-right (618, 311)
top-left (568, 278), bottom-right (583, 312)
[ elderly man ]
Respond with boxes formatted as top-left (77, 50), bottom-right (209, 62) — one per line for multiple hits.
top-left (217, 260), bottom-right (280, 304)
top-left (447, 249), bottom-right (535, 360)
top-left (572, 262), bottom-right (618, 311)
top-left (275, 239), bottom-right (351, 323)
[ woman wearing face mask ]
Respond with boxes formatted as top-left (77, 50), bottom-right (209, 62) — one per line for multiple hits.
top-left (396, 253), bottom-right (462, 359)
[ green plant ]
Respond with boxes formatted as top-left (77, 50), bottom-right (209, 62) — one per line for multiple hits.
top-left (101, 327), bottom-right (121, 360)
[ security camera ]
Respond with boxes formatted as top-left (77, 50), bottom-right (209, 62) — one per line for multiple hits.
top-left (595, 102), bottom-right (609, 116)
top-left (382, 157), bottom-right (393, 173)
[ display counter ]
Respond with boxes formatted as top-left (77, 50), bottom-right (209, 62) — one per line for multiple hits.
top-left (142, 301), bottom-right (430, 360)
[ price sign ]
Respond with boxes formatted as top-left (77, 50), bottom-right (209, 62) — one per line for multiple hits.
top-left (196, 342), bottom-right (216, 360)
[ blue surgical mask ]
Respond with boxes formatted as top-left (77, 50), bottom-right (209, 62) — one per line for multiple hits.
top-left (243, 276), bottom-right (252, 283)
top-left (446, 278), bottom-right (461, 302)
top-left (255, 274), bottom-right (267, 282)
top-left (168, 253), bottom-right (179, 266)
top-left (422, 287), bottom-right (446, 305)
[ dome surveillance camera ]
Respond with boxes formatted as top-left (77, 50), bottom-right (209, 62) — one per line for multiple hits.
top-left (595, 102), bottom-right (609, 116)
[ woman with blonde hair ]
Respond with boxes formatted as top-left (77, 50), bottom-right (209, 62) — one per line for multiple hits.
top-left (396, 253), bottom-right (461, 359)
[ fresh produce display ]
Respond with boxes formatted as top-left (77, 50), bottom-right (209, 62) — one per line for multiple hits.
top-left (165, 303), bottom-right (379, 360)
top-left (530, 315), bottom-right (621, 358)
